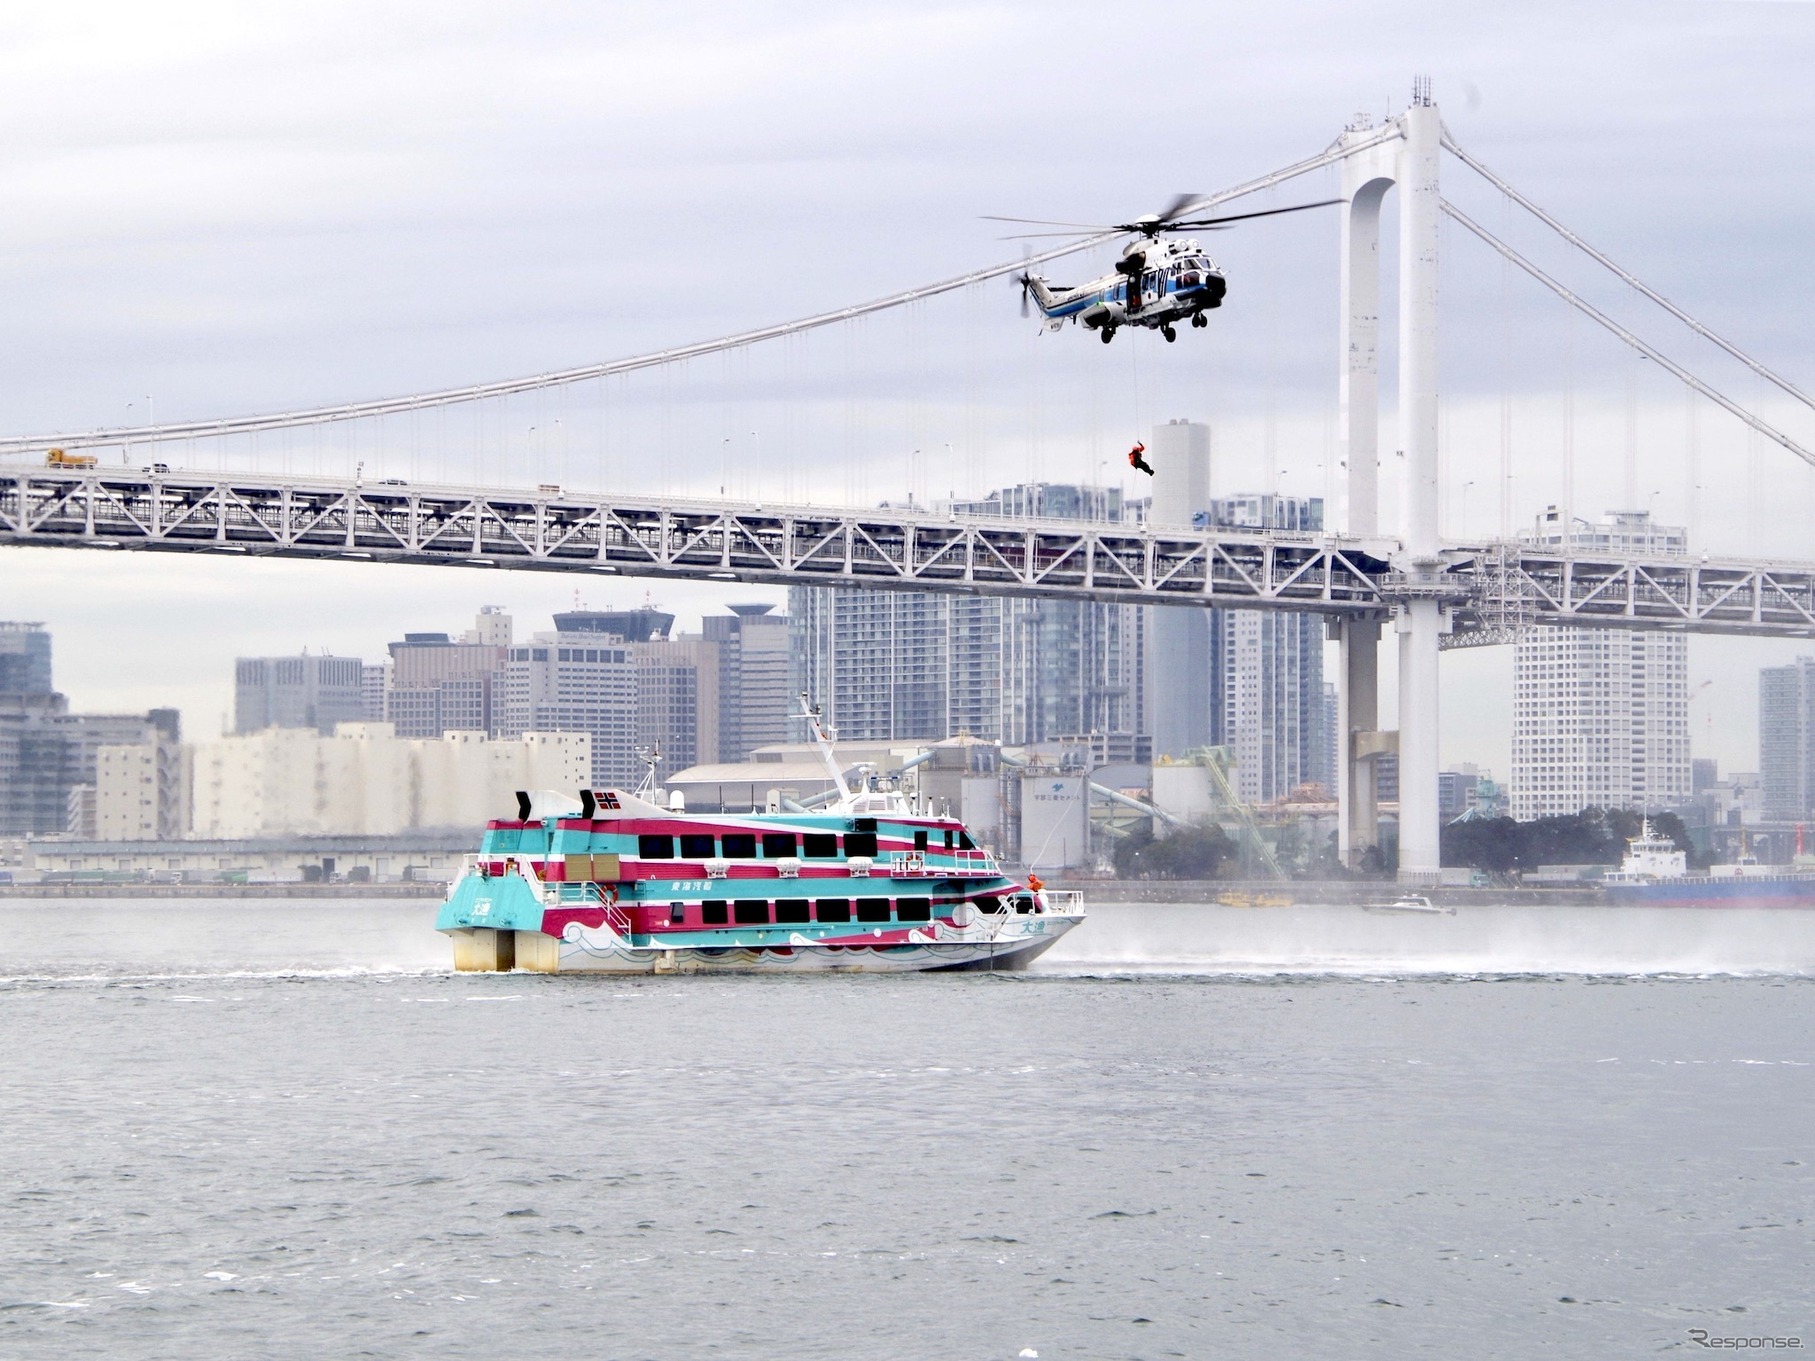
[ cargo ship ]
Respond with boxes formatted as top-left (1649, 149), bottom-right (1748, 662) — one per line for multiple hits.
top-left (1602, 821), bottom-right (1815, 907)
top-left (436, 702), bottom-right (1084, 972)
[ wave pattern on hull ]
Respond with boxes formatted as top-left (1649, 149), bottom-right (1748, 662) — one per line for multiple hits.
top-left (557, 920), bottom-right (1072, 973)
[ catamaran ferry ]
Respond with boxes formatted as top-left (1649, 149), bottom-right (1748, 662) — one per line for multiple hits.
top-left (436, 704), bottom-right (1084, 973)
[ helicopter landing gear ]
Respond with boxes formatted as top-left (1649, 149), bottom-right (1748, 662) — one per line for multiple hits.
top-left (1191, 312), bottom-right (1208, 328)
top-left (1161, 324), bottom-right (1177, 343)
top-left (1099, 326), bottom-right (1115, 345)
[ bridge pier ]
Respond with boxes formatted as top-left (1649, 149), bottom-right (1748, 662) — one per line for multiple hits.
top-left (1336, 618), bottom-right (1381, 867)
top-left (1394, 97), bottom-right (1444, 883)
top-left (1338, 91), bottom-right (1445, 882)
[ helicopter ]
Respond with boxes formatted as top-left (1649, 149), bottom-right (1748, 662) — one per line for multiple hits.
top-left (987, 195), bottom-right (1341, 343)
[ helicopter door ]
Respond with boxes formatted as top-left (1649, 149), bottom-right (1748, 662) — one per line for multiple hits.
top-left (1126, 273), bottom-right (1142, 314)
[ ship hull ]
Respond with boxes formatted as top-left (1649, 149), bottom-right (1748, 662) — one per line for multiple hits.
top-left (1604, 878), bottom-right (1815, 908)
top-left (447, 916), bottom-right (1076, 974)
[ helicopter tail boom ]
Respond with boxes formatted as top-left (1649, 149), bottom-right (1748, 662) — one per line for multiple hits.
top-left (1021, 274), bottom-right (1062, 314)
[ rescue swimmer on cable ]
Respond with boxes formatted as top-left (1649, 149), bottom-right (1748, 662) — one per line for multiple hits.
top-left (987, 194), bottom-right (1341, 345)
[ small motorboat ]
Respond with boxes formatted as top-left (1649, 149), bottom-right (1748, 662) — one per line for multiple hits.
top-left (1362, 893), bottom-right (1456, 916)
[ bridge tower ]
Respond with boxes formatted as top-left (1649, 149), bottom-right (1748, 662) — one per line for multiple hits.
top-left (1336, 84), bottom-right (1445, 882)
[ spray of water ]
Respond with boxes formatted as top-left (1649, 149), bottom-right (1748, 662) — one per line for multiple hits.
top-left (1035, 902), bottom-right (1815, 978)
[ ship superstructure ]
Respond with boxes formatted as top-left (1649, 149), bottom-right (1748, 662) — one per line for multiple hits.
top-left (1602, 819), bottom-right (1815, 908)
top-left (436, 701), bottom-right (1083, 972)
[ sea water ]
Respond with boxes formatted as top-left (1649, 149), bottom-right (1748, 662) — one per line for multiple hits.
top-left (2, 898), bottom-right (1810, 1358)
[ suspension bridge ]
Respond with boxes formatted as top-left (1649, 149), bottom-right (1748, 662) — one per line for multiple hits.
top-left (2, 87), bottom-right (1810, 883)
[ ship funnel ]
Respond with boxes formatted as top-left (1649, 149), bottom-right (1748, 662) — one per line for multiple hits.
top-left (521, 789), bottom-right (584, 820)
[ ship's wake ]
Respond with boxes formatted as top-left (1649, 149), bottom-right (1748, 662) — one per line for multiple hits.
top-left (1032, 901), bottom-right (1815, 978)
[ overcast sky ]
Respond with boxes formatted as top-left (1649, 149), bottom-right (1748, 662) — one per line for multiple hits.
top-left (2, 0), bottom-right (1812, 771)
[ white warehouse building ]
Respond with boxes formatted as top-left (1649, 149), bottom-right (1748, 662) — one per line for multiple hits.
top-left (188, 724), bottom-right (591, 838)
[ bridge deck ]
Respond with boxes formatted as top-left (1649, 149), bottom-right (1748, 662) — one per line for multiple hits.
top-left (3, 469), bottom-right (1812, 640)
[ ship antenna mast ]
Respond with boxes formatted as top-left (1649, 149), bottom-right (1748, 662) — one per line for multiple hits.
top-left (633, 742), bottom-right (661, 800)
top-left (797, 694), bottom-right (852, 803)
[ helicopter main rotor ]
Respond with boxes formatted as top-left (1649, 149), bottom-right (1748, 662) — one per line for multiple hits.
top-left (984, 195), bottom-right (1343, 241)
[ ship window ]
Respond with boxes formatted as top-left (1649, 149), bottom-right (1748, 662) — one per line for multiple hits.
top-left (943, 829), bottom-right (953, 850)
top-left (844, 831), bottom-right (878, 858)
top-left (856, 898), bottom-right (891, 924)
top-left (913, 830), bottom-right (928, 851)
top-left (721, 832), bottom-right (757, 858)
top-left (701, 900), bottom-right (728, 925)
top-left (801, 833), bottom-right (838, 859)
top-left (761, 832), bottom-right (797, 858)
top-left (638, 834), bottom-right (675, 859)
top-left (668, 903), bottom-right (686, 924)
top-left (775, 899), bottom-right (810, 924)
top-left (734, 899), bottom-right (769, 925)
top-left (977, 895), bottom-right (1002, 914)
top-left (853, 818), bottom-right (877, 833)
top-left (815, 898), bottom-right (851, 923)
top-left (1014, 896), bottom-right (1034, 914)
top-left (679, 833), bottom-right (716, 859)
top-left (896, 898), bottom-right (931, 923)
top-left (958, 831), bottom-right (976, 851)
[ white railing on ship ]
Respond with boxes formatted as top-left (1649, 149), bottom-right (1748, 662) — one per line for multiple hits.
top-left (1041, 890), bottom-right (1086, 913)
top-left (577, 881), bottom-right (631, 935)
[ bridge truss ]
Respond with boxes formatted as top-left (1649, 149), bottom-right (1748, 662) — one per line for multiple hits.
top-left (5, 468), bottom-right (1813, 641)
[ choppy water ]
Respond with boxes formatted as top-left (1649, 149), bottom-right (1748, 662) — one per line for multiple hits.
top-left (2, 899), bottom-right (1811, 1358)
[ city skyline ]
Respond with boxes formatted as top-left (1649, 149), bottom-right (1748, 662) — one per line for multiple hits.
top-left (2, 5), bottom-right (1812, 793)
top-left (2, 512), bottom-right (1798, 781)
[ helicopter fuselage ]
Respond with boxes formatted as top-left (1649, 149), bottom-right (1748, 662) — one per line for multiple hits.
top-left (1024, 237), bottom-right (1227, 342)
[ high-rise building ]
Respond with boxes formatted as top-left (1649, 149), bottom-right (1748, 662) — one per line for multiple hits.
top-left (0, 623), bottom-right (181, 836)
top-left (1760, 656), bottom-right (1815, 821)
top-left (1137, 423), bottom-right (1328, 798)
top-left (495, 609), bottom-right (718, 791)
top-left (1511, 509), bottom-right (1691, 819)
top-left (361, 663), bottom-right (390, 724)
top-left (235, 654), bottom-right (366, 735)
top-left (789, 483), bottom-right (1145, 751)
top-left (789, 588), bottom-right (964, 741)
top-left (1146, 421), bottom-right (1213, 760)
top-left (1322, 682), bottom-right (1340, 796)
top-left (1212, 606), bottom-right (1328, 803)
top-left (386, 610), bottom-right (513, 738)
top-left (702, 604), bottom-right (792, 761)
top-left (0, 622), bottom-right (53, 695)
top-left (497, 634), bottom-right (638, 790)
top-left (1203, 492), bottom-right (1328, 803)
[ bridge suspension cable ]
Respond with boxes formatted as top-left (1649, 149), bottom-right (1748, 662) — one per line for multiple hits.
top-left (0, 125), bottom-right (1405, 457)
top-left (1440, 199), bottom-right (1815, 469)
top-left (1443, 130), bottom-right (1815, 413)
